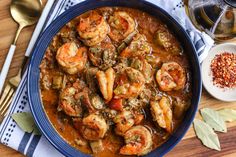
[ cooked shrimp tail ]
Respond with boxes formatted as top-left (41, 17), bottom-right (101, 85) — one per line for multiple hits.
top-left (156, 62), bottom-right (186, 91)
top-left (96, 68), bottom-right (115, 102)
top-left (120, 125), bottom-right (153, 156)
top-left (77, 11), bottom-right (109, 46)
top-left (82, 114), bottom-right (108, 140)
top-left (56, 42), bottom-right (88, 74)
top-left (150, 97), bottom-right (173, 132)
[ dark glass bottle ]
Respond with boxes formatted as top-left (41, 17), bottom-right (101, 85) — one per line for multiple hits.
top-left (186, 0), bottom-right (236, 41)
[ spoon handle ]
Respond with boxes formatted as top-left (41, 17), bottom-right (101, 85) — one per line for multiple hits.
top-left (0, 45), bottom-right (16, 94)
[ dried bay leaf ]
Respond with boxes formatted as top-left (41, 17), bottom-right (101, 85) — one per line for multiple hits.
top-left (217, 109), bottom-right (236, 122)
top-left (11, 112), bottom-right (41, 135)
top-left (193, 119), bottom-right (221, 151)
top-left (32, 125), bottom-right (41, 135)
top-left (12, 112), bottom-right (34, 133)
top-left (200, 108), bottom-right (227, 133)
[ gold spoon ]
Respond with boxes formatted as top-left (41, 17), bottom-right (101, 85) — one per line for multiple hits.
top-left (0, 0), bottom-right (43, 94)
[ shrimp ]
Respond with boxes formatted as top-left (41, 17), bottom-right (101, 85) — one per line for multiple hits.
top-left (156, 62), bottom-right (186, 92)
top-left (114, 67), bottom-right (145, 99)
top-left (108, 11), bottom-right (135, 42)
top-left (96, 68), bottom-right (115, 102)
top-left (113, 111), bottom-right (135, 136)
top-left (120, 125), bottom-right (153, 156)
top-left (58, 80), bottom-right (86, 117)
top-left (77, 11), bottom-right (109, 46)
top-left (150, 97), bottom-right (173, 132)
top-left (88, 39), bottom-right (117, 70)
top-left (56, 42), bottom-right (88, 74)
top-left (120, 34), bottom-right (151, 58)
top-left (81, 114), bottom-right (108, 141)
top-left (58, 78), bottom-right (98, 116)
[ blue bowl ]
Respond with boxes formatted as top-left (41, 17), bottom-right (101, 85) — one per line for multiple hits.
top-left (27, 0), bottom-right (202, 156)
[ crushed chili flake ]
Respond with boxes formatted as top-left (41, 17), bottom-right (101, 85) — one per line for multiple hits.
top-left (210, 52), bottom-right (236, 88)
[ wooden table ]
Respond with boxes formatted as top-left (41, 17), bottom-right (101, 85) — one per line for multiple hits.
top-left (1, 1), bottom-right (236, 157)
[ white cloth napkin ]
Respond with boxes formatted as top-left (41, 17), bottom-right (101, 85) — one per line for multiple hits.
top-left (0, 0), bottom-right (214, 157)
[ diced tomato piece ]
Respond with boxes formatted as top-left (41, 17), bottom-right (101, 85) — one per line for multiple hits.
top-left (109, 98), bottom-right (123, 111)
top-left (117, 74), bottom-right (127, 85)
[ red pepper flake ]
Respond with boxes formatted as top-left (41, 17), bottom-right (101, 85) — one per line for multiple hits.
top-left (210, 52), bottom-right (236, 88)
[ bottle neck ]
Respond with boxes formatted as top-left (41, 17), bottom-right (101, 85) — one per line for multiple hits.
top-left (224, 0), bottom-right (236, 8)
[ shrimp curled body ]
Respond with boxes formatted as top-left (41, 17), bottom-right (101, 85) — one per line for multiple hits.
top-left (96, 68), bottom-right (115, 102)
top-left (120, 125), bottom-right (153, 156)
top-left (114, 67), bottom-right (145, 99)
top-left (58, 80), bottom-right (86, 117)
top-left (156, 62), bottom-right (186, 91)
top-left (77, 11), bottom-right (109, 46)
top-left (56, 42), bottom-right (88, 74)
top-left (108, 11), bottom-right (136, 42)
top-left (113, 111), bottom-right (135, 136)
top-left (150, 97), bottom-right (173, 132)
top-left (81, 114), bottom-right (108, 140)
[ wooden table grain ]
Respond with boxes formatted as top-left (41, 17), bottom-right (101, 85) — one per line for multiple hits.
top-left (0, 1), bottom-right (236, 157)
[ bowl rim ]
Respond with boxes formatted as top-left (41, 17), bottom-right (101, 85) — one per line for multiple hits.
top-left (27, 0), bottom-right (202, 156)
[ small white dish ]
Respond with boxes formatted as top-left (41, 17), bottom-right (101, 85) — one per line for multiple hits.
top-left (202, 43), bottom-right (236, 102)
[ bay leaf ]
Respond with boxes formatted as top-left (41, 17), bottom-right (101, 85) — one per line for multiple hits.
top-left (217, 109), bottom-right (236, 122)
top-left (11, 112), bottom-right (41, 135)
top-left (200, 108), bottom-right (227, 133)
top-left (193, 119), bottom-right (221, 151)
top-left (32, 123), bottom-right (41, 135)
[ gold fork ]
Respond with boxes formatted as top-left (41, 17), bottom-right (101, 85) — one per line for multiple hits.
top-left (0, 69), bottom-right (22, 117)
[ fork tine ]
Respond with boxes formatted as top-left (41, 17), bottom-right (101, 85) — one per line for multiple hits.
top-left (0, 88), bottom-right (14, 114)
top-left (3, 94), bottom-right (14, 117)
top-left (0, 84), bottom-right (11, 106)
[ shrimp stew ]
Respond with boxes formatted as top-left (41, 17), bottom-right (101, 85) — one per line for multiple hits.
top-left (40, 7), bottom-right (192, 157)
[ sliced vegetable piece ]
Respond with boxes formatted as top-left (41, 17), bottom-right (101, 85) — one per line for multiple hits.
top-left (52, 75), bottom-right (63, 89)
top-left (154, 27), bottom-right (182, 55)
top-left (90, 140), bottom-right (104, 153)
top-left (90, 94), bottom-right (105, 110)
